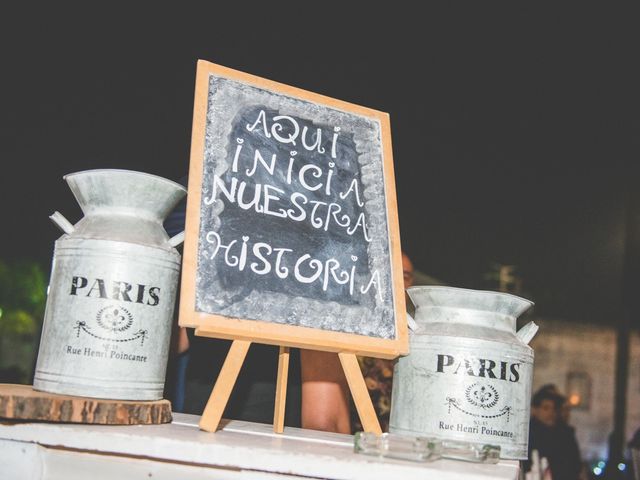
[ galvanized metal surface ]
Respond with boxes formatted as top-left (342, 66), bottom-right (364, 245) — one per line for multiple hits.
top-left (33, 169), bottom-right (186, 400)
top-left (389, 286), bottom-right (536, 460)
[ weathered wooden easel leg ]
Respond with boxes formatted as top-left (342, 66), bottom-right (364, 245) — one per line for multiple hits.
top-left (338, 352), bottom-right (382, 435)
top-left (273, 346), bottom-right (290, 433)
top-left (199, 340), bottom-right (251, 432)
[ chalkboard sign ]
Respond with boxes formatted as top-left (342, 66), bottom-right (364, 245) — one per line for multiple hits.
top-left (179, 61), bottom-right (407, 358)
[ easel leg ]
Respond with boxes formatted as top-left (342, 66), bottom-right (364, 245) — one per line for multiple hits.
top-left (199, 340), bottom-right (251, 432)
top-left (338, 352), bottom-right (382, 435)
top-left (273, 346), bottom-right (290, 433)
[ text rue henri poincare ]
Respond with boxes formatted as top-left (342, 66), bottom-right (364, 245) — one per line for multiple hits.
top-left (203, 110), bottom-right (386, 301)
top-left (65, 345), bottom-right (148, 363)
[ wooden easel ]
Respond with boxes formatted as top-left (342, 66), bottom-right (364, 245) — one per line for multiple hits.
top-left (196, 336), bottom-right (382, 435)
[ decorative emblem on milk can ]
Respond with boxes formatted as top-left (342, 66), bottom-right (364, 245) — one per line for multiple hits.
top-left (73, 305), bottom-right (148, 345)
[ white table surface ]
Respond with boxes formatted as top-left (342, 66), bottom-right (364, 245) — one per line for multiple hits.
top-left (0, 413), bottom-right (520, 479)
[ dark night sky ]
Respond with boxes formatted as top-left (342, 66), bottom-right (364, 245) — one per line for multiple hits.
top-left (0, 4), bottom-right (637, 323)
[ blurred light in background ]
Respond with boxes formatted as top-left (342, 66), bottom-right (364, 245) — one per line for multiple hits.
top-left (566, 371), bottom-right (591, 410)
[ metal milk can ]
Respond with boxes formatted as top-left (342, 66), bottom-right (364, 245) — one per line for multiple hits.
top-left (389, 286), bottom-right (537, 460)
top-left (33, 169), bottom-right (186, 400)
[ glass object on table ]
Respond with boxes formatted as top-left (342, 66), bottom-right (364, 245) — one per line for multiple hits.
top-left (354, 431), bottom-right (442, 462)
top-left (354, 432), bottom-right (500, 464)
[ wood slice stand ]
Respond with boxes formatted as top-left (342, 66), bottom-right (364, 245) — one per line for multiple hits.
top-left (0, 384), bottom-right (172, 425)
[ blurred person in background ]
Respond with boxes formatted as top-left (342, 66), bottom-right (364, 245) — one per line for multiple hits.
top-left (526, 386), bottom-right (583, 480)
top-left (538, 384), bottom-right (587, 479)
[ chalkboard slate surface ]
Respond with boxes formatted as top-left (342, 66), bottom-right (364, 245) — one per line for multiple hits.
top-left (180, 61), bottom-right (407, 358)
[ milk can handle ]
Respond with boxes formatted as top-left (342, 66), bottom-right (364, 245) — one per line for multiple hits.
top-left (516, 321), bottom-right (539, 345)
top-left (169, 231), bottom-right (185, 248)
top-left (406, 312), bottom-right (419, 331)
top-left (50, 211), bottom-right (75, 235)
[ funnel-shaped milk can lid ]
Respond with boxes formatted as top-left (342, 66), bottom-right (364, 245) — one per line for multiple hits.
top-left (64, 169), bottom-right (186, 223)
top-left (407, 286), bottom-right (534, 337)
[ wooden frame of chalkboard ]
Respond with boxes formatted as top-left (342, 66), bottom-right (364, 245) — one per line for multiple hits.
top-left (179, 60), bottom-right (408, 360)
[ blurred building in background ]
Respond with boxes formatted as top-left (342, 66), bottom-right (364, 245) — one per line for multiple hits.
top-left (527, 319), bottom-right (640, 465)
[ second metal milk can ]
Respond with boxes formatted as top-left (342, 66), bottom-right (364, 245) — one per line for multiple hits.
top-left (33, 169), bottom-right (186, 400)
top-left (389, 286), bottom-right (537, 459)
